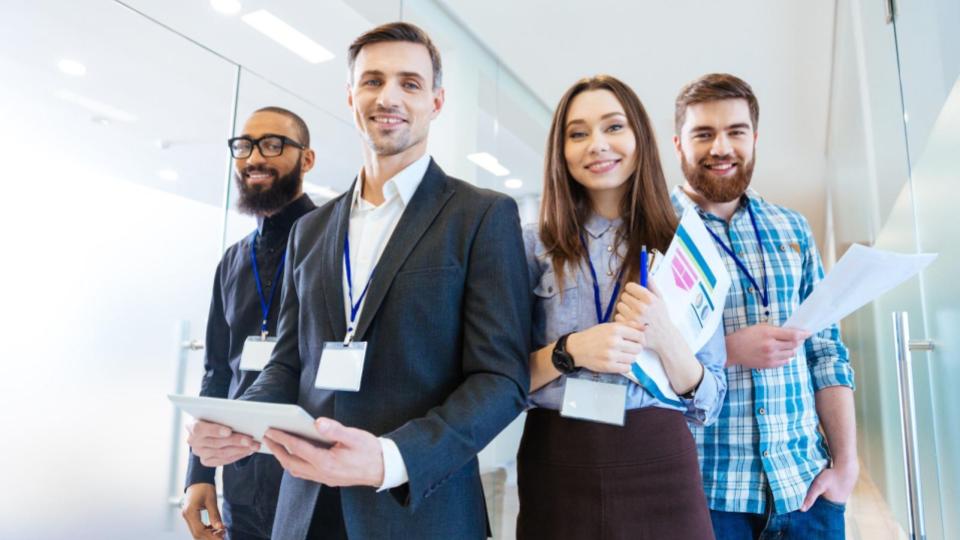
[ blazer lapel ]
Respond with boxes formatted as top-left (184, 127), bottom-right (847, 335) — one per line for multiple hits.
top-left (352, 159), bottom-right (455, 340)
top-left (320, 183), bottom-right (353, 341)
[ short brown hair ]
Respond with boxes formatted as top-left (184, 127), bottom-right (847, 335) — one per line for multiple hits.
top-left (541, 74), bottom-right (677, 286)
top-left (674, 73), bottom-right (759, 135)
top-left (347, 22), bottom-right (442, 89)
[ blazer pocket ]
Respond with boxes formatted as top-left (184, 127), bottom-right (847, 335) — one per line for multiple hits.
top-left (393, 265), bottom-right (461, 289)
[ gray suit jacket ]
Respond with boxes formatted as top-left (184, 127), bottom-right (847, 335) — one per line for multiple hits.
top-left (242, 159), bottom-right (531, 539)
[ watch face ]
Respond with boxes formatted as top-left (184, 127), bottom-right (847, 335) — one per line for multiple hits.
top-left (553, 349), bottom-right (574, 374)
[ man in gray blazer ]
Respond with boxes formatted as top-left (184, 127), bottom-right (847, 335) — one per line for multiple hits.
top-left (187, 22), bottom-right (530, 540)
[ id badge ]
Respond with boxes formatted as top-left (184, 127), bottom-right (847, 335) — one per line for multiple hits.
top-left (239, 336), bottom-right (277, 372)
top-left (560, 373), bottom-right (627, 426)
top-left (314, 341), bottom-right (367, 391)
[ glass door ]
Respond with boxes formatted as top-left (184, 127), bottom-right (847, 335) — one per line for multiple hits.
top-left (889, 1), bottom-right (960, 538)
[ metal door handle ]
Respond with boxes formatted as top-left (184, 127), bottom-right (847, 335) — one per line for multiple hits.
top-left (181, 339), bottom-right (204, 351)
top-left (892, 311), bottom-right (926, 540)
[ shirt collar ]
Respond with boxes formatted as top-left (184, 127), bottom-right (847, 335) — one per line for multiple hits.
top-left (256, 193), bottom-right (317, 236)
top-left (351, 153), bottom-right (432, 210)
top-left (583, 212), bottom-right (621, 239)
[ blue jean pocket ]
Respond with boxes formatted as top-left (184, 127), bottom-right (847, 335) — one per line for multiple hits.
top-left (817, 496), bottom-right (847, 512)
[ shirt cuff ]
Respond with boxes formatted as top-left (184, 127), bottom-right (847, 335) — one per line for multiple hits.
top-left (692, 367), bottom-right (720, 415)
top-left (376, 437), bottom-right (408, 492)
top-left (810, 359), bottom-right (856, 392)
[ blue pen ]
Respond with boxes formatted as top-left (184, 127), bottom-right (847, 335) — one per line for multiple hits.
top-left (640, 245), bottom-right (648, 288)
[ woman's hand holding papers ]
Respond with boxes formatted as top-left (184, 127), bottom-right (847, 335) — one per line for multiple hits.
top-left (615, 280), bottom-right (681, 356)
top-left (615, 280), bottom-right (704, 396)
top-left (565, 323), bottom-right (646, 375)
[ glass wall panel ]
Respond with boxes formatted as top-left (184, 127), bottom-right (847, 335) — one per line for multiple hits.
top-left (887, 2), bottom-right (960, 538)
top-left (824, 0), bottom-right (937, 535)
top-left (0, 2), bottom-right (237, 539)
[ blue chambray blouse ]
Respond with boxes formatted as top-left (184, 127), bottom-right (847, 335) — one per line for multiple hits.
top-left (523, 214), bottom-right (728, 425)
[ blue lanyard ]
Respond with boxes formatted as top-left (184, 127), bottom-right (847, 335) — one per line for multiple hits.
top-left (344, 233), bottom-right (373, 340)
top-left (250, 236), bottom-right (286, 338)
top-left (705, 204), bottom-right (769, 307)
top-left (580, 233), bottom-right (623, 324)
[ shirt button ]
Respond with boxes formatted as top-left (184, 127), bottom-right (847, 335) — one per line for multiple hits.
top-left (763, 450), bottom-right (770, 457)
top-left (737, 250), bottom-right (745, 257)
top-left (606, 270), bottom-right (614, 277)
top-left (758, 407), bottom-right (766, 415)
top-left (606, 246), bottom-right (613, 253)
top-left (748, 286), bottom-right (755, 293)
top-left (780, 244), bottom-right (787, 252)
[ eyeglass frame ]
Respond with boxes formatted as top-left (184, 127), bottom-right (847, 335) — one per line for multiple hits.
top-left (227, 134), bottom-right (306, 159)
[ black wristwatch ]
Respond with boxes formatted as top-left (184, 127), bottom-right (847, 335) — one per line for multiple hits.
top-left (552, 332), bottom-right (577, 374)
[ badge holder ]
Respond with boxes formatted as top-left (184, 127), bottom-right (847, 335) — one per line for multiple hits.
top-left (560, 372), bottom-right (628, 426)
top-left (239, 333), bottom-right (277, 372)
top-left (315, 330), bottom-right (367, 392)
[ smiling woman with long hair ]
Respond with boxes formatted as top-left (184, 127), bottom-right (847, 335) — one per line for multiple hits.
top-left (517, 75), bottom-right (727, 539)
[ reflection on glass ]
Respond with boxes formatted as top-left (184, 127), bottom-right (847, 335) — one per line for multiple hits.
top-left (0, 3), bottom-right (237, 539)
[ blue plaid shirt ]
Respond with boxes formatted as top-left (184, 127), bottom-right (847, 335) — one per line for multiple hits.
top-left (671, 186), bottom-right (854, 515)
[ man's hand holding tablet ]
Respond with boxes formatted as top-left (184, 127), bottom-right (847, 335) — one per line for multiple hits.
top-left (186, 420), bottom-right (260, 466)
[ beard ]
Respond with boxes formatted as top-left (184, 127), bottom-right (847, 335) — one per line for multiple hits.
top-left (234, 160), bottom-right (302, 216)
top-left (680, 148), bottom-right (756, 204)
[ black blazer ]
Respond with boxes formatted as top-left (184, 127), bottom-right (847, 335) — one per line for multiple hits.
top-left (242, 159), bottom-right (531, 539)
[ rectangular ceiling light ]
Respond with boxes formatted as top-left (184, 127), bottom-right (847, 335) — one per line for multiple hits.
top-left (241, 9), bottom-right (335, 64)
top-left (467, 152), bottom-right (510, 177)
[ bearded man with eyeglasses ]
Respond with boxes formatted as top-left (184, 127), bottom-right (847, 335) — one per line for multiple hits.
top-left (181, 106), bottom-right (318, 540)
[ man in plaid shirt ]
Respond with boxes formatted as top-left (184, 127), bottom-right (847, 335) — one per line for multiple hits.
top-left (669, 73), bottom-right (857, 539)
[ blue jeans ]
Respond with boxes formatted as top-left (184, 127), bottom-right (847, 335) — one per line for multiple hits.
top-left (710, 496), bottom-right (846, 540)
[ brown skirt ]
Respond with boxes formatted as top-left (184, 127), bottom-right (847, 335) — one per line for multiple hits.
top-left (516, 407), bottom-right (714, 540)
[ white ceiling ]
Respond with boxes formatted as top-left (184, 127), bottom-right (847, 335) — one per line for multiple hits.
top-left (438, 0), bottom-right (837, 242)
top-left (5, 0), bottom-right (838, 242)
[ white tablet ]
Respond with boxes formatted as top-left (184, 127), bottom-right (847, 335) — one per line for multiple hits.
top-left (169, 394), bottom-right (332, 454)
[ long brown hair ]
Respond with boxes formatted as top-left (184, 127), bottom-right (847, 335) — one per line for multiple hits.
top-left (540, 74), bottom-right (677, 285)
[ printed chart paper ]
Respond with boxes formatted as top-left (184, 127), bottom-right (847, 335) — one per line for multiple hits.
top-left (626, 208), bottom-right (731, 402)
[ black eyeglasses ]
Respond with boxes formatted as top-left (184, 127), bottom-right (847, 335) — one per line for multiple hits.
top-left (227, 134), bottom-right (305, 159)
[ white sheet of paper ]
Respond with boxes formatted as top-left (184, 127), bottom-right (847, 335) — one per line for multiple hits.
top-left (314, 342), bottom-right (367, 391)
top-left (239, 336), bottom-right (276, 372)
top-left (560, 377), bottom-right (627, 426)
top-left (168, 394), bottom-right (331, 455)
top-left (783, 244), bottom-right (937, 333)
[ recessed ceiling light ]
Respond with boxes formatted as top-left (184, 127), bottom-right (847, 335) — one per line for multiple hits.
top-left (504, 178), bottom-right (523, 189)
top-left (58, 59), bottom-right (86, 76)
top-left (303, 182), bottom-right (340, 199)
top-left (210, 0), bottom-right (242, 15)
top-left (241, 10), bottom-right (335, 64)
top-left (157, 169), bottom-right (179, 182)
top-left (58, 90), bottom-right (137, 123)
top-left (467, 152), bottom-right (510, 177)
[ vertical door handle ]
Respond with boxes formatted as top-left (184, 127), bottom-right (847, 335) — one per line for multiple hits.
top-left (892, 311), bottom-right (926, 540)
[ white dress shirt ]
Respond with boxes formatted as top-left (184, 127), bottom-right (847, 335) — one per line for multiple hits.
top-left (343, 153), bottom-right (431, 491)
